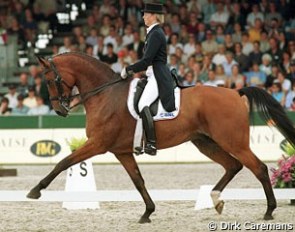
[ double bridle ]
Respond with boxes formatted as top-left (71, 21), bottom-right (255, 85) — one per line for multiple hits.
top-left (42, 57), bottom-right (124, 115)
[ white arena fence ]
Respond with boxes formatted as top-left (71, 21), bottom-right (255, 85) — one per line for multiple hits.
top-left (0, 186), bottom-right (294, 210)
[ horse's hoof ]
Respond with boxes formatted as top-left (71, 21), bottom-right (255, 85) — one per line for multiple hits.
top-left (264, 214), bottom-right (274, 220)
top-left (138, 217), bottom-right (151, 224)
top-left (26, 190), bottom-right (41, 199)
top-left (215, 200), bottom-right (224, 214)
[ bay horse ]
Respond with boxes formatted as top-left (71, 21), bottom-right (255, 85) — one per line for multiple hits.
top-left (27, 52), bottom-right (295, 223)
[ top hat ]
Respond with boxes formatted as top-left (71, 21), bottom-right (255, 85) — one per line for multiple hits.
top-left (142, 3), bottom-right (165, 14)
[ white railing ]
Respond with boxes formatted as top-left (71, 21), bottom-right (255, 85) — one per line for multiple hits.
top-left (0, 186), bottom-right (294, 210)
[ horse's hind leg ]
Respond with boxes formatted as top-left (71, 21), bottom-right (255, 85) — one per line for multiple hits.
top-left (115, 153), bottom-right (155, 224)
top-left (27, 140), bottom-right (97, 199)
top-left (232, 149), bottom-right (277, 220)
top-left (192, 135), bottom-right (243, 214)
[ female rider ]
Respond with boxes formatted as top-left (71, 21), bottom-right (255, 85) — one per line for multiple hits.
top-left (121, 3), bottom-right (176, 156)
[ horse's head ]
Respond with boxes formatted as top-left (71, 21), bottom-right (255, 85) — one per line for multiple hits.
top-left (37, 55), bottom-right (75, 117)
top-left (37, 52), bottom-right (125, 117)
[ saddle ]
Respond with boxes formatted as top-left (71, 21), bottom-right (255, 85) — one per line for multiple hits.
top-left (127, 69), bottom-right (183, 153)
top-left (133, 69), bottom-right (185, 116)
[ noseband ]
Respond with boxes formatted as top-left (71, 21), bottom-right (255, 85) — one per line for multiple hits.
top-left (42, 58), bottom-right (74, 113)
top-left (42, 57), bottom-right (124, 115)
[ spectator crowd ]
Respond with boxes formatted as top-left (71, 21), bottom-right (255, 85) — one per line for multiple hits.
top-left (1, 0), bottom-right (295, 116)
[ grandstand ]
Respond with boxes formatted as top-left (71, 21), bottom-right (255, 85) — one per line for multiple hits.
top-left (0, 0), bottom-right (91, 90)
top-left (1, 0), bottom-right (295, 116)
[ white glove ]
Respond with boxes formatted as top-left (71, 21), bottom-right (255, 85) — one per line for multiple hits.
top-left (121, 67), bottom-right (128, 79)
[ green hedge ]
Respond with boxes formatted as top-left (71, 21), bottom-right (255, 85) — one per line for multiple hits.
top-left (1, 112), bottom-right (295, 129)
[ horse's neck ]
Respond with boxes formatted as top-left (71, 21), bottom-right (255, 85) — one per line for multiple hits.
top-left (75, 68), bottom-right (112, 95)
top-left (76, 70), bottom-right (130, 116)
top-left (60, 54), bottom-right (130, 115)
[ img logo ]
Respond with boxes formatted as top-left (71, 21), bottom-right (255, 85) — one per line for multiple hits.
top-left (30, 140), bottom-right (61, 157)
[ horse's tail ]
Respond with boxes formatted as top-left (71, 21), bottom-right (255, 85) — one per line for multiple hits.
top-left (238, 86), bottom-right (295, 147)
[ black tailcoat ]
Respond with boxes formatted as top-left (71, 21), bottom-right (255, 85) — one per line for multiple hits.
top-left (126, 25), bottom-right (176, 112)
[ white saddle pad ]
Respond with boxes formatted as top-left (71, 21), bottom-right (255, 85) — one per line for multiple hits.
top-left (127, 78), bottom-right (181, 151)
top-left (127, 78), bottom-right (181, 121)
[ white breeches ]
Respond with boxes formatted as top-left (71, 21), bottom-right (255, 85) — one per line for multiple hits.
top-left (138, 66), bottom-right (159, 112)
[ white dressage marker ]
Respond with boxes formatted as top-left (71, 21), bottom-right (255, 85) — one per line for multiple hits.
top-left (195, 185), bottom-right (214, 210)
top-left (62, 159), bottom-right (99, 209)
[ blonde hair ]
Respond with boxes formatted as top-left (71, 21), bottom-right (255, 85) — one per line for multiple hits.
top-left (155, 14), bottom-right (165, 24)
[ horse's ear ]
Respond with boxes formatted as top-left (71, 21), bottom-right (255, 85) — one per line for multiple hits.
top-left (36, 55), bottom-right (49, 69)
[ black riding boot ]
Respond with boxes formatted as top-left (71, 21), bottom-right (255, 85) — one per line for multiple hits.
top-left (140, 106), bottom-right (157, 156)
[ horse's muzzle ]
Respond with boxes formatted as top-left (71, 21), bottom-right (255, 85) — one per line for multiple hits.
top-left (54, 101), bottom-right (70, 117)
top-left (55, 110), bottom-right (68, 117)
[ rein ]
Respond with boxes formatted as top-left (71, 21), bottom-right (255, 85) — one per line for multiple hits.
top-left (69, 77), bottom-right (124, 110)
top-left (43, 57), bottom-right (125, 112)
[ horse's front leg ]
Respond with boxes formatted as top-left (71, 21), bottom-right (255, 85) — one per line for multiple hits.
top-left (115, 153), bottom-right (155, 223)
top-left (27, 139), bottom-right (100, 199)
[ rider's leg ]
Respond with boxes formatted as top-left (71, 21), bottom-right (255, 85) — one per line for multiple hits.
top-left (140, 106), bottom-right (157, 155)
top-left (138, 74), bottom-right (159, 110)
top-left (138, 73), bottom-right (158, 155)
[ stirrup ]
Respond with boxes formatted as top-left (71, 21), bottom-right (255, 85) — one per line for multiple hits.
top-left (144, 143), bottom-right (157, 156)
top-left (133, 146), bottom-right (144, 156)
